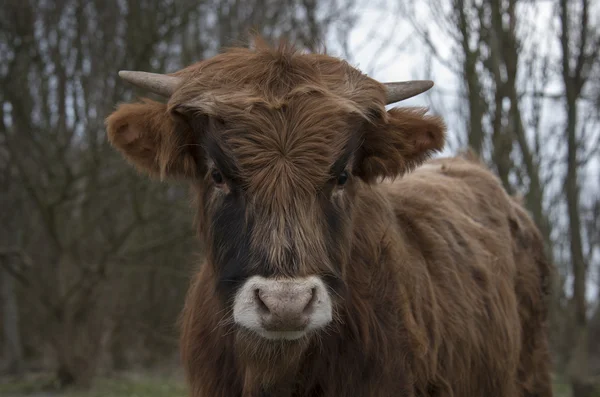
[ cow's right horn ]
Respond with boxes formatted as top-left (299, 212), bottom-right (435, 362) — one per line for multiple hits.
top-left (383, 80), bottom-right (434, 104)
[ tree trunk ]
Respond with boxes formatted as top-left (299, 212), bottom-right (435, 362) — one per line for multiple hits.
top-left (455, 0), bottom-right (485, 154)
top-left (565, 94), bottom-right (592, 397)
top-left (1, 263), bottom-right (25, 375)
top-left (558, 0), bottom-right (594, 393)
top-left (565, 98), bottom-right (587, 337)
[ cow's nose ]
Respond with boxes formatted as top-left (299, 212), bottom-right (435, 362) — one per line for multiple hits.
top-left (233, 276), bottom-right (333, 340)
top-left (255, 283), bottom-right (315, 331)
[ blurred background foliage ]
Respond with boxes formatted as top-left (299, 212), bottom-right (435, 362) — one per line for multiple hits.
top-left (0, 0), bottom-right (598, 396)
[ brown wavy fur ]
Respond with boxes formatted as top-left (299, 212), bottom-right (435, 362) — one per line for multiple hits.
top-left (105, 38), bottom-right (553, 397)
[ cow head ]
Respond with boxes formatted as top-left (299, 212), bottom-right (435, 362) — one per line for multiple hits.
top-left (106, 40), bottom-right (445, 348)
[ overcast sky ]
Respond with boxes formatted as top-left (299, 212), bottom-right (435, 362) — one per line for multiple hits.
top-left (334, 0), bottom-right (558, 150)
top-left (333, 0), bottom-right (599, 303)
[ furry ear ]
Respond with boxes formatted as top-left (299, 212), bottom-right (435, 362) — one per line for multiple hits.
top-left (105, 98), bottom-right (198, 180)
top-left (354, 107), bottom-right (446, 182)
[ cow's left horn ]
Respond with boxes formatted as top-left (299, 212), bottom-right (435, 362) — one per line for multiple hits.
top-left (383, 80), bottom-right (434, 104)
top-left (118, 71), bottom-right (182, 97)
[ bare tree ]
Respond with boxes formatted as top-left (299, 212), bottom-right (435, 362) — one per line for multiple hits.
top-left (0, 0), bottom-right (356, 387)
top-left (0, 141), bottom-right (25, 375)
top-left (558, 0), bottom-right (600, 395)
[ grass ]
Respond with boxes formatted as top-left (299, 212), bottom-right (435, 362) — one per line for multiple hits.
top-left (62, 376), bottom-right (187, 397)
top-left (0, 370), bottom-right (589, 397)
top-left (0, 371), bottom-right (187, 397)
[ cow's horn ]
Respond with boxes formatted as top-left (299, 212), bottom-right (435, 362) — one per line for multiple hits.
top-left (118, 71), bottom-right (182, 97)
top-left (383, 80), bottom-right (434, 104)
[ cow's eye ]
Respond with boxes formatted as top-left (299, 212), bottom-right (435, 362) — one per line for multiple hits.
top-left (211, 169), bottom-right (224, 185)
top-left (336, 171), bottom-right (349, 186)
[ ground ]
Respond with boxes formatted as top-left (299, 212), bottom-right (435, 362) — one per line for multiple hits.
top-left (0, 370), bottom-right (581, 397)
top-left (0, 370), bottom-right (186, 397)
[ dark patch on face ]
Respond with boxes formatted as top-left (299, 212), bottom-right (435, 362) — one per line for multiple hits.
top-left (209, 196), bottom-right (296, 302)
top-left (189, 115), bottom-right (254, 301)
top-left (318, 190), bottom-right (349, 298)
top-left (209, 190), bottom-right (253, 302)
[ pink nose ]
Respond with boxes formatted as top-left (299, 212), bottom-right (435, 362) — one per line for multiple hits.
top-left (255, 282), bottom-right (316, 331)
top-left (233, 276), bottom-right (333, 340)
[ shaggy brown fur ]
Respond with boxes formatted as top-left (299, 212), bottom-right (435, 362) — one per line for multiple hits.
top-left (105, 38), bottom-right (553, 396)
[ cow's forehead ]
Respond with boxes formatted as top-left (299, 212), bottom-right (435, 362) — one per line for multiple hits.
top-left (207, 95), bottom-right (357, 198)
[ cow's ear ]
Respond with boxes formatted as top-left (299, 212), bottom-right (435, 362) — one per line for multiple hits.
top-left (354, 107), bottom-right (446, 183)
top-left (105, 98), bottom-right (198, 180)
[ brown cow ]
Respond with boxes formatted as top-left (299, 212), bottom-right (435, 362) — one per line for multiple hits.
top-left (105, 38), bottom-right (554, 397)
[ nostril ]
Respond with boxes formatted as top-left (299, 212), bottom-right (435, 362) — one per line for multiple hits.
top-left (254, 289), bottom-right (270, 314)
top-left (303, 287), bottom-right (317, 314)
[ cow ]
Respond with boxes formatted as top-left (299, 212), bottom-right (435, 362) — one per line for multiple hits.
top-left (105, 38), bottom-right (554, 397)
